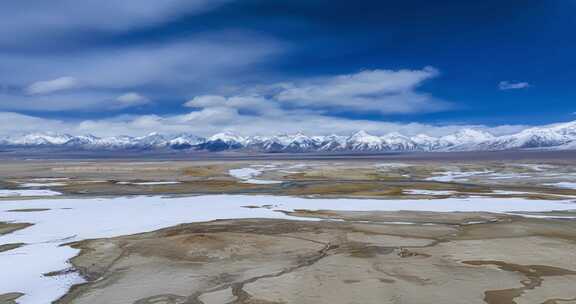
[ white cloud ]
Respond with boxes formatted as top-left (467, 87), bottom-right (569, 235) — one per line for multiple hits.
top-left (0, 66), bottom-right (473, 137)
top-left (185, 95), bottom-right (228, 108)
top-left (0, 110), bottom-right (530, 138)
top-left (25, 77), bottom-right (79, 95)
top-left (0, 32), bottom-right (283, 111)
top-left (115, 92), bottom-right (150, 108)
top-left (185, 95), bottom-right (282, 115)
top-left (157, 68), bottom-right (457, 137)
top-left (181, 107), bottom-right (240, 123)
top-left (185, 67), bottom-right (447, 117)
top-left (499, 81), bottom-right (530, 90)
top-left (0, 91), bottom-right (151, 111)
top-left (0, 92), bottom-right (115, 111)
top-left (2, 32), bottom-right (282, 88)
top-left (0, 112), bottom-right (68, 135)
top-left (274, 67), bottom-right (447, 114)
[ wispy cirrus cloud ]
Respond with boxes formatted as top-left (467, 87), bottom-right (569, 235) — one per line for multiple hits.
top-left (498, 81), bottom-right (530, 90)
top-left (25, 77), bottom-right (79, 95)
top-left (0, 0), bottom-right (234, 47)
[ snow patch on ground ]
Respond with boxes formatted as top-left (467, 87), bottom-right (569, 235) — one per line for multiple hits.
top-left (375, 163), bottom-right (411, 170)
top-left (545, 182), bottom-right (576, 189)
top-left (29, 178), bottom-right (70, 182)
top-left (403, 189), bottom-right (456, 195)
top-left (425, 170), bottom-right (493, 182)
top-left (0, 189), bottom-right (62, 197)
top-left (229, 168), bottom-right (282, 184)
top-left (1, 195), bottom-right (576, 304)
top-left (491, 190), bottom-right (537, 195)
top-left (514, 164), bottom-right (556, 172)
top-left (485, 173), bottom-right (532, 180)
top-left (74, 180), bottom-right (109, 184)
top-left (19, 182), bottom-right (68, 188)
top-left (425, 170), bottom-right (543, 182)
top-left (116, 181), bottom-right (181, 185)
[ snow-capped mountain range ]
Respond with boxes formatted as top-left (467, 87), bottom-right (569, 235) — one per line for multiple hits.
top-left (2, 121), bottom-right (576, 153)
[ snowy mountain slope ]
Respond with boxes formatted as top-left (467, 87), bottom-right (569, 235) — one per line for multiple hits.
top-left (380, 132), bottom-right (419, 151)
top-left (196, 132), bottom-right (246, 151)
top-left (2, 121), bottom-right (576, 152)
top-left (8, 133), bottom-right (74, 146)
top-left (478, 121), bottom-right (576, 150)
top-left (411, 134), bottom-right (438, 151)
top-left (318, 135), bottom-right (348, 151)
top-left (438, 129), bottom-right (496, 151)
top-left (346, 131), bottom-right (386, 151)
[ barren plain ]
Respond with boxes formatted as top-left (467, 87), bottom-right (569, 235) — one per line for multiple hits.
top-left (1, 154), bottom-right (576, 304)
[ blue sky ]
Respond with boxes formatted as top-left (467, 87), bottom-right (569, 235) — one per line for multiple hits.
top-left (0, 0), bottom-right (574, 136)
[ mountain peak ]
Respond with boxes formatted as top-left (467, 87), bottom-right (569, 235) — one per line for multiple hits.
top-left (351, 130), bottom-right (371, 137)
top-left (209, 131), bottom-right (244, 143)
top-left (441, 128), bottom-right (494, 144)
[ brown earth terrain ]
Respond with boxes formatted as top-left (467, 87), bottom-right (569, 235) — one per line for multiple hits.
top-left (1, 158), bottom-right (576, 303)
top-left (0, 221), bottom-right (32, 236)
top-left (56, 210), bottom-right (576, 304)
top-left (1, 159), bottom-right (576, 199)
